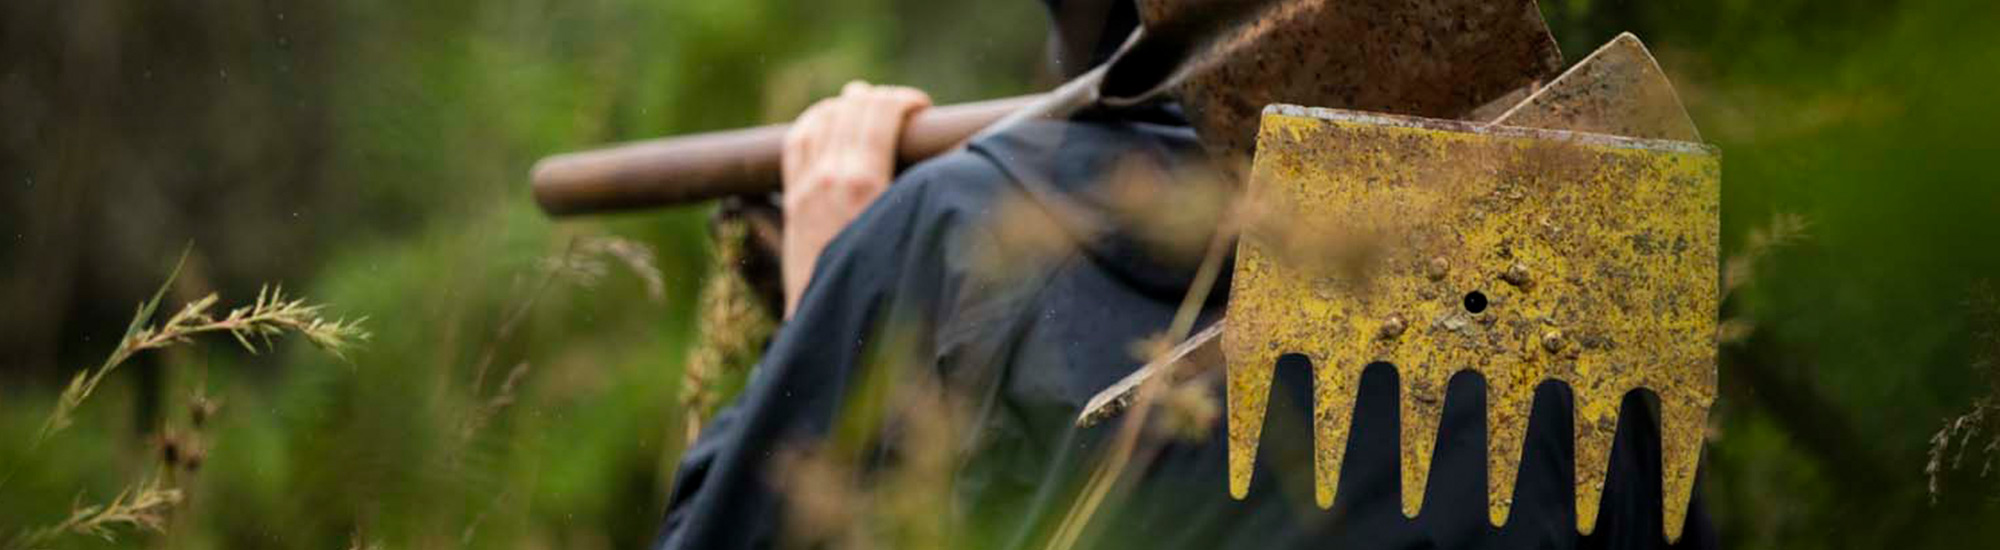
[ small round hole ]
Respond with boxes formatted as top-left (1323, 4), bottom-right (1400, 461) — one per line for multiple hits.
top-left (1463, 291), bottom-right (1488, 313)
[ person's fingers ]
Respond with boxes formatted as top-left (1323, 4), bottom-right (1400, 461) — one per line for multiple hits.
top-left (783, 100), bottom-right (831, 189)
top-left (844, 85), bottom-right (930, 177)
top-left (852, 100), bottom-right (904, 177)
top-left (822, 95), bottom-right (882, 205)
top-left (876, 85), bottom-right (932, 111)
top-left (792, 82), bottom-right (931, 197)
top-left (842, 79), bottom-right (870, 97)
top-left (838, 80), bottom-right (883, 137)
top-left (804, 98), bottom-right (852, 178)
top-left (782, 104), bottom-right (812, 180)
top-left (884, 87), bottom-right (933, 170)
top-left (778, 81), bottom-right (938, 317)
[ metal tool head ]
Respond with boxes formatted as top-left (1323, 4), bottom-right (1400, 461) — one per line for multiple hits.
top-left (1492, 32), bottom-right (1702, 142)
top-left (1104, 0), bottom-right (1564, 176)
top-left (1223, 103), bottom-right (1719, 541)
top-left (1069, 29), bottom-right (1716, 542)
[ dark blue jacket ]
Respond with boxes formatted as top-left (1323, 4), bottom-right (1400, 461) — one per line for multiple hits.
top-left (653, 107), bottom-right (1717, 550)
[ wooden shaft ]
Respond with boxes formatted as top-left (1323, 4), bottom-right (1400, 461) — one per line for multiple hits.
top-left (531, 94), bottom-right (1045, 216)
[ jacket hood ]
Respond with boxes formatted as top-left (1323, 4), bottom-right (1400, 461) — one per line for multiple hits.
top-left (967, 104), bottom-right (1234, 303)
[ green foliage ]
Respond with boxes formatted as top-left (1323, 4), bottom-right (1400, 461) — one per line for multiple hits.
top-left (1630, 0), bottom-right (2000, 546)
top-left (0, 0), bottom-right (1042, 547)
top-left (6, 0), bottom-right (2000, 548)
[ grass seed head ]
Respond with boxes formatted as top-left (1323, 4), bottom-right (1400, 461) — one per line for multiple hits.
top-left (38, 256), bottom-right (369, 442)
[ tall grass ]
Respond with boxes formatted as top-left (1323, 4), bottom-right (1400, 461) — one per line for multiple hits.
top-left (7, 251), bottom-right (368, 549)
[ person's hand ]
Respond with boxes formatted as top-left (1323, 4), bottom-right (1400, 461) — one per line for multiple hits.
top-left (780, 80), bottom-right (932, 318)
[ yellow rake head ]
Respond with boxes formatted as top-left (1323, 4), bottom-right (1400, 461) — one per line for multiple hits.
top-left (1220, 98), bottom-right (1719, 541)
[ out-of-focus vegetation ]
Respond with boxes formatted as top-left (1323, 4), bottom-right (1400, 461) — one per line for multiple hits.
top-left (1555, 1), bottom-right (2000, 547)
top-left (2, 0), bottom-right (1998, 548)
top-left (1, 1), bottom-right (1044, 548)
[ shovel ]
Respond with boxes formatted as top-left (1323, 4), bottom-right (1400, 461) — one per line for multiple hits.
top-left (528, 0), bottom-right (1562, 216)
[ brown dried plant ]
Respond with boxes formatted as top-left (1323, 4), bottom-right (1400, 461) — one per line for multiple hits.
top-left (1926, 282), bottom-right (2000, 503)
top-left (461, 235), bottom-right (663, 443)
top-left (1723, 212), bottom-right (1812, 297)
top-left (38, 253), bottom-right (369, 443)
top-left (1718, 212), bottom-right (1812, 345)
top-left (771, 348), bottom-right (965, 550)
top-left (1149, 379), bottom-right (1221, 443)
top-left (970, 193), bottom-right (1080, 286)
top-left (682, 220), bottom-right (779, 440)
top-left (1125, 332), bottom-right (1179, 367)
top-left (1100, 156), bottom-right (1235, 266)
top-left (7, 250), bottom-right (367, 550)
top-left (537, 235), bottom-right (667, 302)
top-left (451, 236), bottom-right (668, 544)
top-left (1047, 179), bottom-right (1240, 550)
top-left (771, 446), bottom-right (868, 548)
top-left (4, 476), bottom-right (184, 550)
top-left (765, 154), bottom-right (1246, 550)
top-left (347, 531), bottom-right (385, 550)
top-left (459, 361), bottom-right (532, 445)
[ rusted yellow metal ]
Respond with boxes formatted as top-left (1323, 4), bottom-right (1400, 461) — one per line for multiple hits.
top-left (1077, 35), bottom-right (1701, 434)
top-left (1222, 105), bottom-right (1719, 541)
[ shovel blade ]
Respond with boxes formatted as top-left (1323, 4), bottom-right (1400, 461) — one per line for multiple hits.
top-left (1140, 0), bottom-right (1564, 173)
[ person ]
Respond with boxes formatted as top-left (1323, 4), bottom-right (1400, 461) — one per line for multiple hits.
top-left (652, 1), bottom-right (1719, 548)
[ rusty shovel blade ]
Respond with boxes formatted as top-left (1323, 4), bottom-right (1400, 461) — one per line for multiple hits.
top-left (1112, 0), bottom-right (1565, 176)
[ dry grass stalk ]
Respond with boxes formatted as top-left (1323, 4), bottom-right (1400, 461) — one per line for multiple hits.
top-left (462, 235), bottom-right (660, 440)
top-left (1715, 318), bottom-right (1758, 345)
top-left (1100, 156), bottom-right (1235, 266)
top-left (1723, 212), bottom-right (1811, 296)
top-left (970, 193), bottom-right (1080, 286)
top-left (771, 363), bottom-right (964, 550)
top-left (1926, 397), bottom-right (1997, 502)
top-left (1716, 212), bottom-right (1812, 345)
top-left (771, 447), bottom-right (868, 548)
top-left (1046, 226), bottom-right (1235, 550)
top-left (460, 361), bottom-right (532, 442)
top-left (38, 255), bottom-right (369, 442)
top-left (347, 532), bottom-right (385, 550)
top-left (1927, 282), bottom-right (2000, 502)
top-left (1029, 157), bottom-right (1260, 550)
top-left (1230, 176), bottom-right (1397, 289)
top-left (538, 236), bottom-right (668, 303)
top-left (451, 235), bottom-right (668, 542)
top-left (767, 154), bottom-right (1252, 549)
top-left (9, 250), bottom-right (365, 548)
top-left (682, 220), bottom-right (778, 440)
top-left (1150, 380), bottom-right (1220, 443)
top-left (1125, 332), bottom-right (1178, 366)
top-left (5, 476), bottom-right (184, 550)
top-left (587, 237), bottom-right (668, 302)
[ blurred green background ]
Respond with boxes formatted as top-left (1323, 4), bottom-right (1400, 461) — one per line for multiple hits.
top-left (3, 0), bottom-right (1998, 548)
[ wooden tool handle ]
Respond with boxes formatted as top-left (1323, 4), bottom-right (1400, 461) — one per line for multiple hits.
top-left (531, 94), bottom-right (1045, 216)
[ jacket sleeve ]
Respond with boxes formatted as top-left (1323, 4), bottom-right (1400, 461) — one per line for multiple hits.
top-left (650, 158), bottom-right (986, 550)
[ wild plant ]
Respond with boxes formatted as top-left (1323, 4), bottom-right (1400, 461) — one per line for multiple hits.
top-left (6, 250), bottom-right (368, 549)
